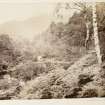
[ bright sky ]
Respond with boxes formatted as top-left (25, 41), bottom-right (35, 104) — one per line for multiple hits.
top-left (0, 0), bottom-right (100, 24)
top-left (0, 2), bottom-right (55, 24)
top-left (0, 1), bottom-right (57, 40)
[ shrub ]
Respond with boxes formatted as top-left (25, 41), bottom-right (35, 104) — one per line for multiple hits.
top-left (81, 89), bottom-right (98, 98)
top-left (17, 69), bottom-right (67, 99)
top-left (11, 61), bottom-right (47, 81)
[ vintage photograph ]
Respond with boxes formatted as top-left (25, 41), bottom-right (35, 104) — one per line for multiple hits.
top-left (0, 0), bottom-right (105, 100)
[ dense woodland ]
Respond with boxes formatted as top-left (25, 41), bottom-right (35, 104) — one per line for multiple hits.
top-left (0, 2), bottom-right (105, 99)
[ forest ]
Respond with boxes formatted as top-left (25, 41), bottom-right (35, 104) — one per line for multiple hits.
top-left (0, 2), bottom-right (105, 99)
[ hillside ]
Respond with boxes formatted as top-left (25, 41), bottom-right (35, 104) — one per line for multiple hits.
top-left (0, 36), bottom-right (105, 99)
top-left (0, 15), bottom-right (51, 40)
top-left (15, 50), bottom-right (105, 99)
top-left (0, 2), bottom-right (105, 100)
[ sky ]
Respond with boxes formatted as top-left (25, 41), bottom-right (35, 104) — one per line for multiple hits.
top-left (0, 0), bottom-right (99, 24)
top-left (0, 1), bottom-right (57, 41)
top-left (0, 2), bottom-right (55, 24)
top-left (0, 1), bottom-right (74, 34)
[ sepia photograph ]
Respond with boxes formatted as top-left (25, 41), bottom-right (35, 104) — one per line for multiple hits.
top-left (0, 0), bottom-right (105, 103)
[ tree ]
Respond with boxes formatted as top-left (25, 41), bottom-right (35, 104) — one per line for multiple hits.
top-left (72, 2), bottom-right (92, 49)
top-left (54, 2), bottom-right (92, 49)
top-left (92, 2), bottom-right (102, 66)
top-left (53, 3), bottom-right (64, 23)
top-left (96, 3), bottom-right (105, 63)
top-left (69, 2), bottom-right (102, 66)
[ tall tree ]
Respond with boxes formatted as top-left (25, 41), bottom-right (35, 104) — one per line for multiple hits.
top-left (92, 2), bottom-right (102, 66)
top-left (72, 2), bottom-right (92, 49)
top-left (54, 2), bottom-right (92, 49)
top-left (53, 3), bottom-right (64, 22)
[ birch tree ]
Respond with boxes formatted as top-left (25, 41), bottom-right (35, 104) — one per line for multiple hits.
top-left (54, 2), bottom-right (92, 49)
top-left (72, 2), bottom-right (102, 66)
top-left (92, 2), bottom-right (102, 66)
top-left (72, 2), bottom-right (92, 49)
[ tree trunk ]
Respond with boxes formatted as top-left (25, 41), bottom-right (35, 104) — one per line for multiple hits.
top-left (85, 21), bottom-right (90, 49)
top-left (92, 2), bottom-right (102, 66)
top-left (92, 3), bottom-right (105, 91)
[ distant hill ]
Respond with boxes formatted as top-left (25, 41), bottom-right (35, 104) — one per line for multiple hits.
top-left (0, 15), bottom-right (52, 40)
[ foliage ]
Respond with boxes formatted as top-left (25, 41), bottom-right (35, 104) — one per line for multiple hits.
top-left (10, 61), bottom-right (47, 81)
top-left (0, 34), bottom-right (21, 74)
top-left (1, 2), bottom-right (105, 99)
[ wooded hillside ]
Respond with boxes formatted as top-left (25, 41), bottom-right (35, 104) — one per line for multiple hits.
top-left (0, 2), bottom-right (105, 99)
